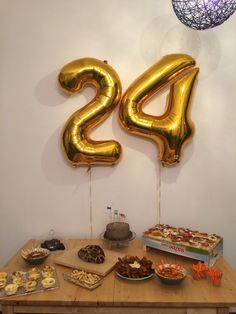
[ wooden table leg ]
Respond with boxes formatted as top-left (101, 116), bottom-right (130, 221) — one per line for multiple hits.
top-left (2, 305), bottom-right (14, 314)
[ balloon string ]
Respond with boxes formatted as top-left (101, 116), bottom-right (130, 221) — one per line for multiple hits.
top-left (89, 167), bottom-right (93, 239)
top-left (157, 164), bottom-right (162, 224)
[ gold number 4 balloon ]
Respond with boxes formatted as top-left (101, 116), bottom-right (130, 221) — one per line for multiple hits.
top-left (59, 54), bottom-right (199, 167)
top-left (119, 54), bottom-right (199, 166)
top-left (58, 58), bottom-right (122, 166)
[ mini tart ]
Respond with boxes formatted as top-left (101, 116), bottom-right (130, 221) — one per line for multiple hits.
top-left (28, 272), bottom-right (40, 281)
top-left (12, 271), bottom-right (24, 278)
top-left (0, 278), bottom-right (7, 288)
top-left (42, 265), bottom-right (55, 273)
top-left (24, 280), bottom-right (37, 292)
top-left (42, 271), bottom-right (54, 278)
top-left (12, 276), bottom-right (27, 287)
top-left (41, 277), bottom-right (55, 288)
top-left (0, 271), bottom-right (8, 279)
top-left (5, 283), bottom-right (18, 296)
top-left (29, 267), bottom-right (40, 274)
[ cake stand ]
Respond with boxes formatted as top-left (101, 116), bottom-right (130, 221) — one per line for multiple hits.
top-left (99, 231), bottom-right (136, 248)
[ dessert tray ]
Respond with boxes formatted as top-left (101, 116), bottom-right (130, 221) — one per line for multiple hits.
top-left (99, 231), bottom-right (136, 247)
top-left (64, 269), bottom-right (103, 290)
top-left (0, 266), bottom-right (59, 299)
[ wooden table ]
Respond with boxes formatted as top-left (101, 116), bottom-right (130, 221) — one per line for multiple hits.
top-left (1, 239), bottom-right (236, 314)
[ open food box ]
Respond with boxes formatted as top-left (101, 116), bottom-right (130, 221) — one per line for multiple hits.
top-left (143, 224), bottom-right (223, 266)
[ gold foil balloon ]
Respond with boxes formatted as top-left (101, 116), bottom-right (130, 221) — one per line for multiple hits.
top-left (58, 58), bottom-right (122, 166)
top-left (119, 54), bottom-right (199, 166)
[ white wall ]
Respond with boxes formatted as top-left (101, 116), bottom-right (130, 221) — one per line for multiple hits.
top-left (0, 0), bottom-right (236, 270)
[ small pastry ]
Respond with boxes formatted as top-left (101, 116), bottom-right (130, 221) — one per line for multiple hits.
top-left (42, 265), bottom-right (55, 273)
top-left (41, 277), bottom-right (55, 288)
top-left (28, 272), bottom-right (40, 281)
top-left (42, 271), bottom-right (54, 278)
top-left (0, 278), bottom-right (7, 288)
top-left (29, 267), bottom-right (40, 274)
top-left (208, 235), bottom-right (217, 242)
top-left (42, 265), bottom-right (55, 278)
top-left (24, 280), bottom-right (37, 292)
top-left (5, 283), bottom-right (18, 296)
top-left (12, 271), bottom-right (24, 278)
top-left (0, 271), bottom-right (8, 279)
top-left (12, 276), bottom-right (27, 287)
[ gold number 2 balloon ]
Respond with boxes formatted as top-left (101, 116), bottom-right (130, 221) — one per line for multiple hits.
top-left (58, 58), bottom-right (122, 166)
top-left (119, 54), bottom-right (199, 166)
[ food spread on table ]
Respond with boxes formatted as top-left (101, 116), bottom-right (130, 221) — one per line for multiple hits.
top-left (0, 222), bottom-right (225, 296)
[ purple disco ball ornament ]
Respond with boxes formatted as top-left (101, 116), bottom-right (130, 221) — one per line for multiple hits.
top-left (172, 0), bottom-right (236, 30)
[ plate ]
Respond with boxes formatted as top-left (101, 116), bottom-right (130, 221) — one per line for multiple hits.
top-left (116, 271), bottom-right (154, 281)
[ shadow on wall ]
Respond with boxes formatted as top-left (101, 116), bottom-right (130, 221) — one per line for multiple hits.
top-left (40, 125), bottom-right (89, 188)
top-left (35, 70), bottom-right (68, 107)
top-left (140, 14), bottom-right (221, 79)
top-left (40, 124), bottom-right (121, 188)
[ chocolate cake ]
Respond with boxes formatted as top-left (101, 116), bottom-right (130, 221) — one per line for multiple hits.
top-left (78, 245), bottom-right (105, 264)
top-left (41, 239), bottom-right (65, 251)
top-left (104, 222), bottom-right (132, 241)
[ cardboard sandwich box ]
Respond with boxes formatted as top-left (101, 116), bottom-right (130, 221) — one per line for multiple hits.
top-left (143, 224), bottom-right (223, 266)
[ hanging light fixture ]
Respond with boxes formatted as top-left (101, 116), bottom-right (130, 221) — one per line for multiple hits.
top-left (172, 0), bottom-right (236, 30)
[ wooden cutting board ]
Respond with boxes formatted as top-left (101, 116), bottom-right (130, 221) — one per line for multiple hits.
top-left (54, 246), bottom-right (124, 276)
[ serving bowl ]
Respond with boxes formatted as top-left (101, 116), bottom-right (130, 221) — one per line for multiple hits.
top-left (155, 263), bottom-right (187, 285)
top-left (21, 247), bottom-right (50, 265)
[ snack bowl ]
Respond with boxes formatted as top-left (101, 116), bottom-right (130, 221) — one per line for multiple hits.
top-left (155, 263), bottom-right (187, 285)
top-left (21, 247), bottom-right (50, 265)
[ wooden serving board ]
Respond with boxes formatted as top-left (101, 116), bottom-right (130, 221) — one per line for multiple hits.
top-left (54, 247), bottom-right (124, 276)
